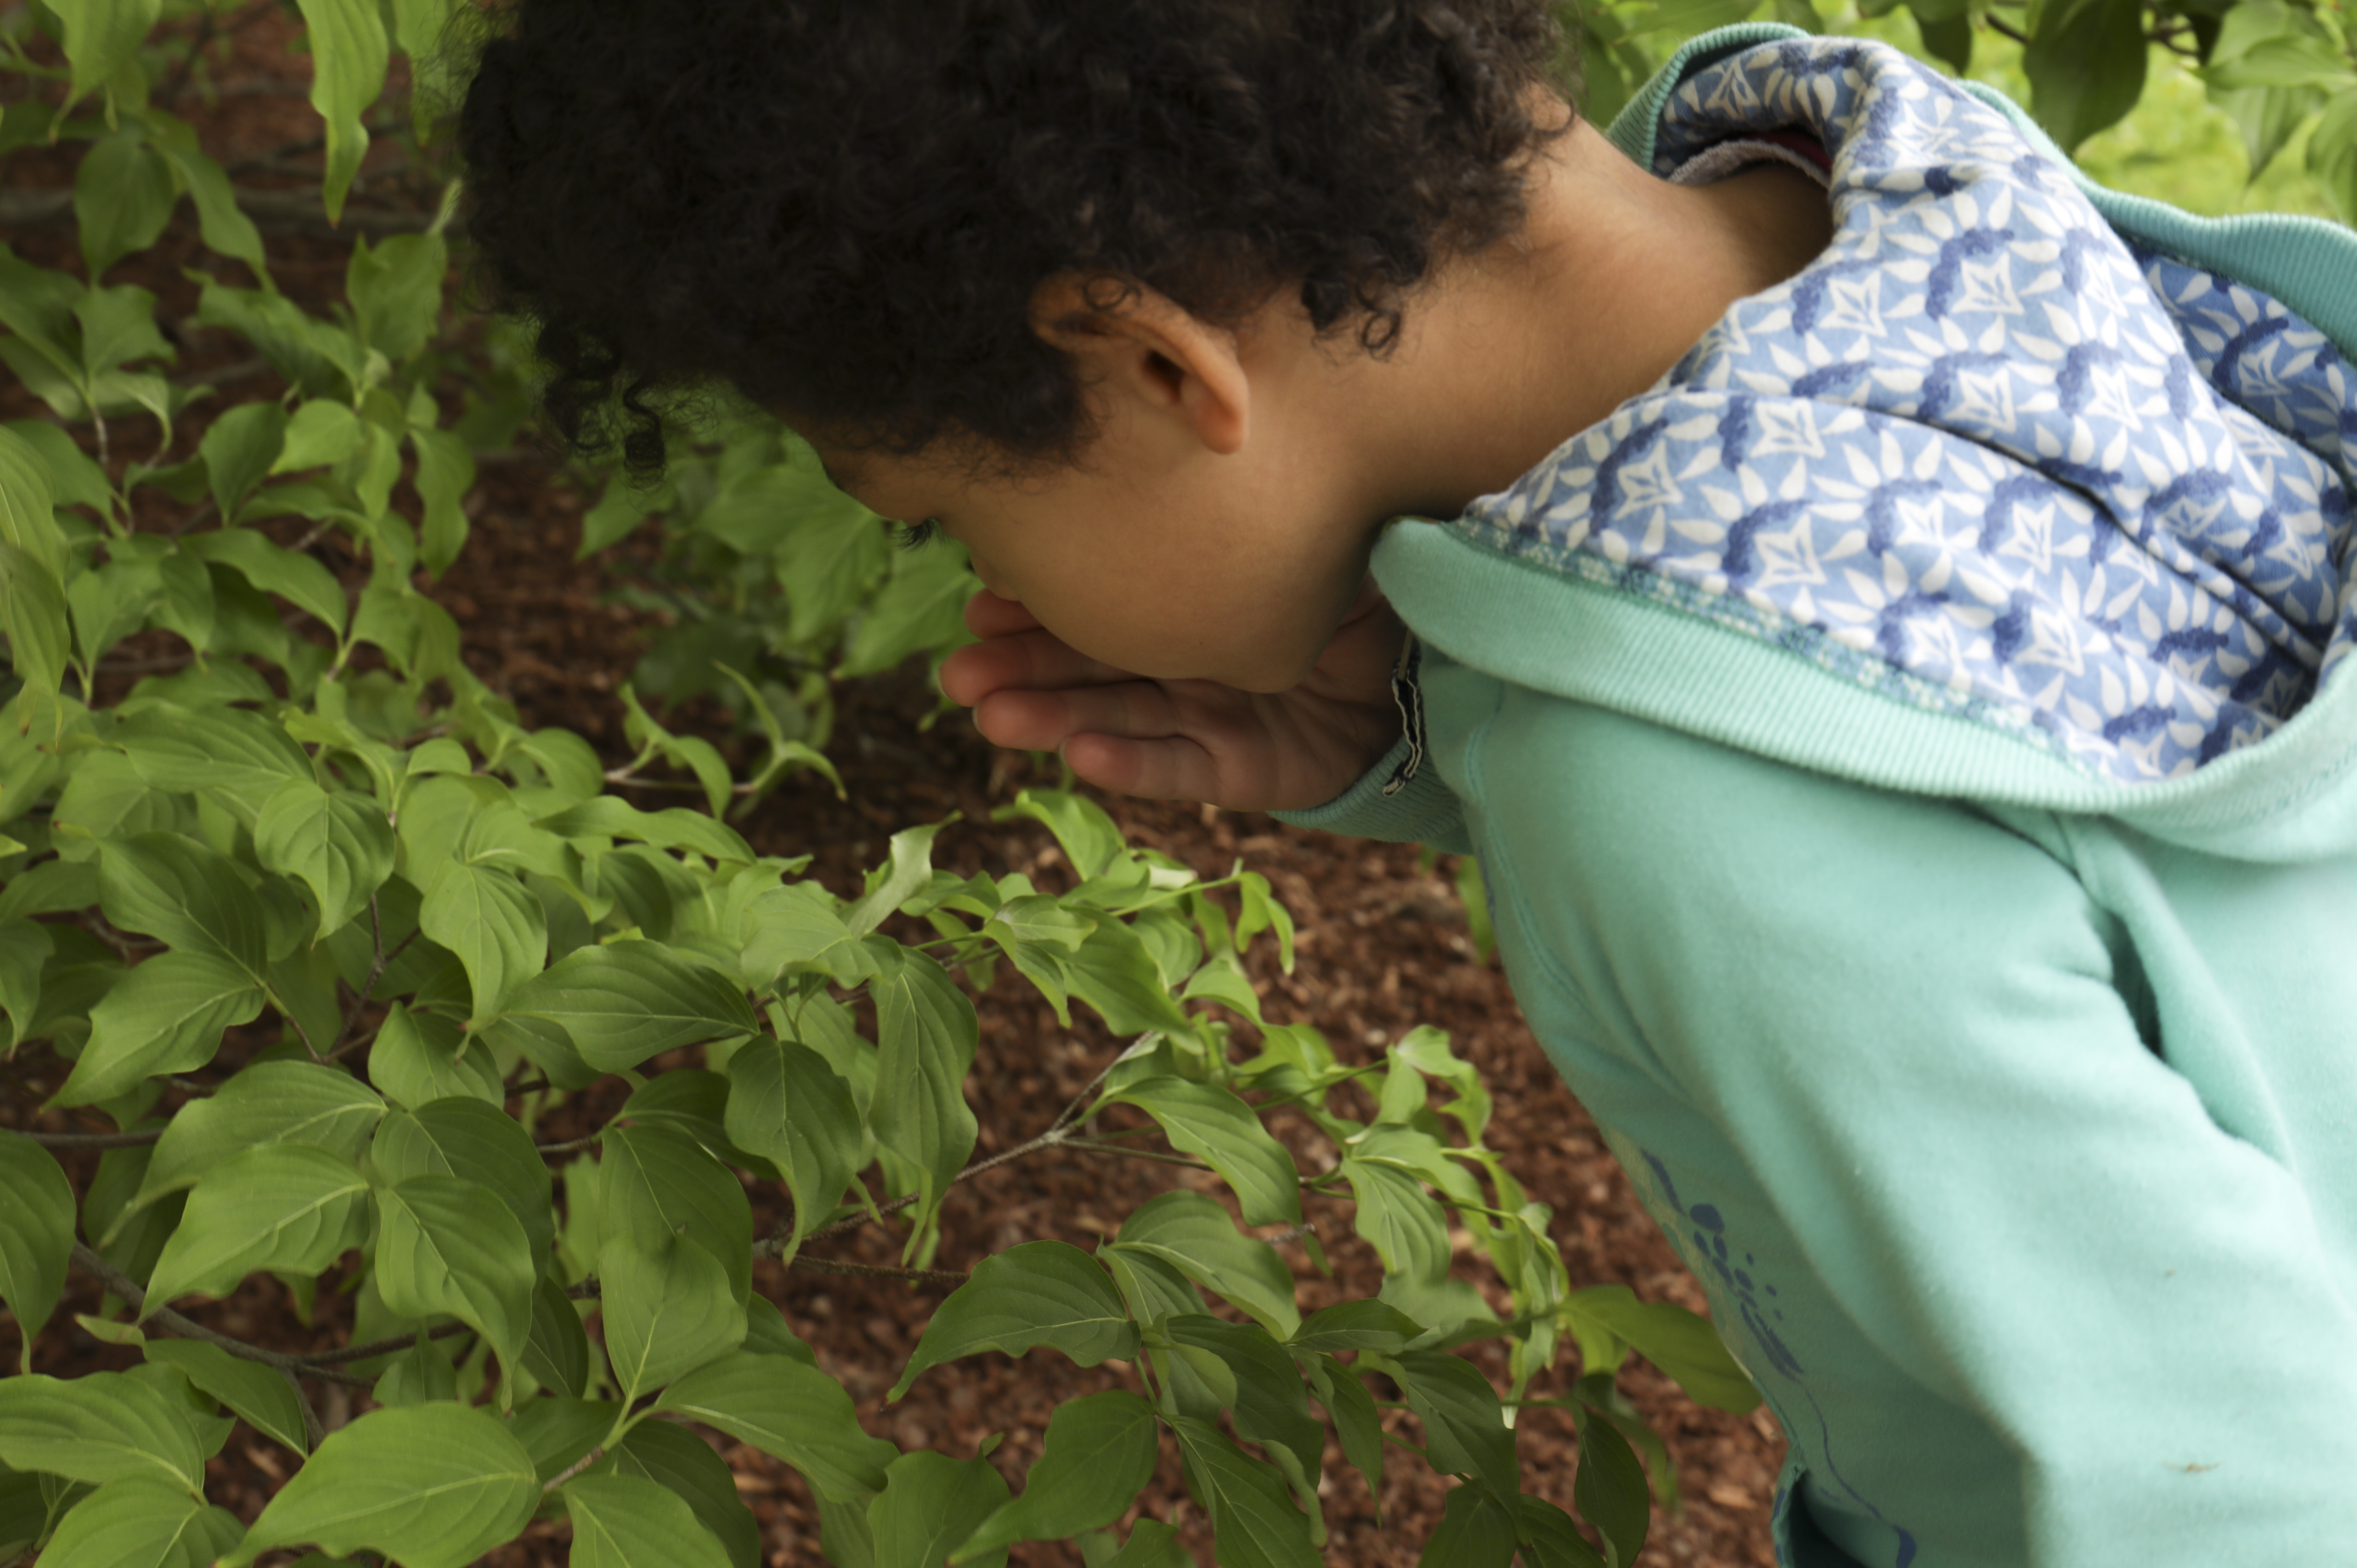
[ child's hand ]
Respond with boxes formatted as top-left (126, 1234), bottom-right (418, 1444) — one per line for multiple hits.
top-left (940, 581), bottom-right (1407, 812)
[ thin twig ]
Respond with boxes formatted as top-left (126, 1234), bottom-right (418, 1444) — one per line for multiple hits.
top-left (536, 1133), bottom-right (603, 1156)
top-left (543, 1447), bottom-right (605, 1493)
top-left (1063, 1139), bottom-right (1218, 1173)
top-left (70, 1242), bottom-right (370, 1387)
top-left (787, 1256), bottom-right (968, 1286)
top-left (790, 1125), bottom-right (1075, 1251)
top-left (12, 1127), bottom-right (163, 1149)
top-left (296, 1318), bottom-right (472, 1368)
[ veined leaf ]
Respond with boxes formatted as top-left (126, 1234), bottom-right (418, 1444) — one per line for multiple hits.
top-left (1110, 1190), bottom-right (1299, 1338)
top-left (374, 1174), bottom-right (536, 1398)
top-left (723, 1033), bottom-right (859, 1259)
top-left (523, 1275), bottom-right (593, 1401)
top-left (418, 858), bottom-right (545, 1022)
top-left (1159, 1316), bottom-right (1323, 1480)
top-left (653, 1350), bottom-right (898, 1504)
top-left (1414, 1482), bottom-right (1518, 1568)
top-left (1391, 1350), bottom-right (1517, 1501)
top-left (597, 1123), bottom-right (752, 1306)
top-left (1569, 1405), bottom-right (1649, 1568)
top-left (55, 0), bottom-right (164, 101)
top-left (891, 1242), bottom-right (1135, 1401)
top-left (562, 1471), bottom-right (733, 1568)
top-left (140, 1339), bottom-right (310, 1456)
top-left (293, 0), bottom-right (390, 223)
top-left (509, 941), bottom-right (756, 1072)
top-left (0, 1371), bottom-right (204, 1492)
top-left (372, 1099), bottom-right (556, 1267)
top-left (1102, 1078), bottom-right (1301, 1227)
top-left (596, 1231), bottom-right (745, 1400)
top-left (1165, 1416), bottom-right (1318, 1568)
top-left (184, 527), bottom-right (349, 635)
top-left (368, 1002), bottom-right (504, 1108)
top-left (255, 777), bottom-right (396, 941)
top-left (0, 539), bottom-right (72, 699)
top-left (223, 1402), bottom-right (538, 1568)
top-left (869, 949), bottom-right (978, 1246)
top-left (950, 1391), bottom-right (1159, 1561)
top-left (867, 1450), bottom-right (1008, 1568)
top-left (591, 1417), bottom-right (760, 1568)
top-left (75, 130), bottom-right (177, 279)
top-left (1560, 1286), bottom-right (1759, 1414)
top-left (52, 950), bottom-right (267, 1109)
top-left (0, 1133), bottom-right (73, 1369)
top-left (34, 1475), bottom-right (243, 1568)
top-left (141, 1143), bottom-right (369, 1309)
top-left (96, 832), bottom-right (270, 972)
top-left (1513, 1494), bottom-right (1608, 1568)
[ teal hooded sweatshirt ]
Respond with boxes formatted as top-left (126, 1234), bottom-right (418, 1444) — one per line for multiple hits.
top-left (1281, 29), bottom-right (2357, 1567)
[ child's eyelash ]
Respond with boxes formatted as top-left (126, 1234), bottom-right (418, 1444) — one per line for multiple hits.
top-left (892, 518), bottom-right (942, 550)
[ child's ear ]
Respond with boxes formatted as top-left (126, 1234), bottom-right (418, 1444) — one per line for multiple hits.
top-left (1031, 275), bottom-right (1249, 456)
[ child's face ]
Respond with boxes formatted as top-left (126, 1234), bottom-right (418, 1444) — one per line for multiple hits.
top-left (814, 413), bottom-right (1378, 694)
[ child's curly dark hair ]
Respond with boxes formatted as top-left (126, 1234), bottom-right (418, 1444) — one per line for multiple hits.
top-left (457, 0), bottom-right (1573, 475)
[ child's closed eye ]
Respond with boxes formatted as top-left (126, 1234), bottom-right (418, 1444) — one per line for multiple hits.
top-left (892, 518), bottom-right (943, 550)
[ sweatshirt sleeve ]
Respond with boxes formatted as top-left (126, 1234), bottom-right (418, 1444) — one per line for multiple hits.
top-left (1268, 733), bottom-right (1472, 854)
top-left (1466, 694), bottom-right (2357, 1565)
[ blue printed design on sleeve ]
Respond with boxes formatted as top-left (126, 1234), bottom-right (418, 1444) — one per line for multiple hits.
top-left (1458, 39), bottom-right (2357, 783)
top-left (1637, 1148), bottom-right (1920, 1568)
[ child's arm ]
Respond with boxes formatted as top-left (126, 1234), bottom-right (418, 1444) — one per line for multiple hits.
top-left (940, 583), bottom-right (1407, 812)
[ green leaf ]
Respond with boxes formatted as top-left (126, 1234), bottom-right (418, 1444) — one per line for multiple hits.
top-left (2310, 88), bottom-right (2357, 223)
top-left (523, 1275), bottom-right (592, 1399)
top-left (723, 1033), bottom-right (859, 1258)
top-left (419, 858), bottom-right (546, 1021)
top-left (836, 543), bottom-right (974, 678)
top-left (596, 1231), bottom-right (745, 1399)
top-left (890, 1241), bottom-right (1136, 1401)
top-left (1099, 1520), bottom-right (1192, 1568)
top-left (97, 833), bottom-right (269, 972)
top-left (142, 112), bottom-right (270, 279)
top-left (2022, 0), bottom-right (2147, 151)
top-left (53, 950), bottom-right (267, 1108)
top-left (368, 1001), bottom-right (505, 1107)
top-left (652, 1350), bottom-right (898, 1504)
top-left (272, 399), bottom-right (366, 475)
top-left (374, 1174), bottom-right (536, 1397)
top-left (1102, 1078), bottom-right (1300, 1227)
top-left (55, 0), bottom-right (163, 102)
top-left (347, 232), bottom-right (447, 363)
top-left (563, 1471), bottom-right (733, 1568)
top-left (594, 1417), bottom-right (761, 1568)
top-left (141, 1143), bottom-right (369, 1308)
top-left (140, 1340), bottom-right (310, 1455)
top-left (512, 1396), bottom-right (617, 1484)
top-left (223, 1402), bottom-right (538, 1568)
top-left (1288, 1299), bottom-right (1420, 1356)
top-left (1415, 1483), bottom-right (1518, 1568)
top-left (36, 1475), bottom-right (244, 1568)
top-left (1393, 1351), bottom-right (1517, 1500)
top-left (1513, 1495), bottom-right (1607, 1568)
top-left (412, 425), bottom-right (474, 575)
top-left (597, 1123), bottom-right (751, 1305)
top-left (372, 1099), bottom-right (556, 1266)
top-left (1165, 1415), bottom-right (1318, 1568)
top-left (1570, 1406), bottom-right (1648, 1568)
top-left (869, 949), bottom-right (979, 1244)
top-left (76, 130), bottom-right (178, 279)
top-left (0, 1370), bottom-right (203, 1492)
top-left (537, 797), bottom-right (755, 866)
top-left (1109, 1191), bottom-right (1298, 1338)
top-left (992, 790), bottom-right (1124, 880)
top-left (255, 777), bottom-right (396, 941)
top-left (0, 425), bottom-right (68, 578)
top-left (1560, 1286), bottom-right (1758, 1413)
top-left (1305, 1355), bottom-right (1384, 1506)
top-left (112, 704), bottom-right (314, 817)
top-left (868, 1450), bottom-right (1009, 1568)
top-left (1063, 921), bottom-right (1191, 1036)
top-left (0, 539), bottom-right (73, 698)
top-left (0, 918), bottom-right (51, 1051)
top-left (510, 941), bottom-right (756, 1072)
top-left (1337, 1154), bottom-right (1450, 1287)
top-left (1159, 1316), bottom-right (1323, 1481)
top-left (293, 0), bottom-right (390, 224)
top-left (0, 1133), bottom-right (73, 1369)
top-left (950, 1391), bottom-right (1159, 1561)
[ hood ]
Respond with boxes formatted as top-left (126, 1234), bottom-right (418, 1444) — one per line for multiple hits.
top-left (1371, 30), bottom-right (2357, 861)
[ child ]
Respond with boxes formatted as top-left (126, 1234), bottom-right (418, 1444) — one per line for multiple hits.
top-left (457, 5), bottom-right (2357, 1562)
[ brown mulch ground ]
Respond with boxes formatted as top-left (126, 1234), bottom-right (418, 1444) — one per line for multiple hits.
top-left (0, 8), bottom-right (1785, 1564)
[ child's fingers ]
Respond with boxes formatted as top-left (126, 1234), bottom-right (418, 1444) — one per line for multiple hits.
top-left (940, 628), bottom-right (1136, 708)
top-left (962, 588), bottom-right (1040, 638)
top-left (1061, 730), bottom-right (1224, 804)
top-left (968, 680), bottom-right (1185, 754)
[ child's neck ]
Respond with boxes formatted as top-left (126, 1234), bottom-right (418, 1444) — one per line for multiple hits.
top-left (1339, 113), bottom-right (1834, 523)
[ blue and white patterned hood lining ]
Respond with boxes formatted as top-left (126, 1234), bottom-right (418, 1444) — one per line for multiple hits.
top-left (1462, 39), bottom-right (2357, 783)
